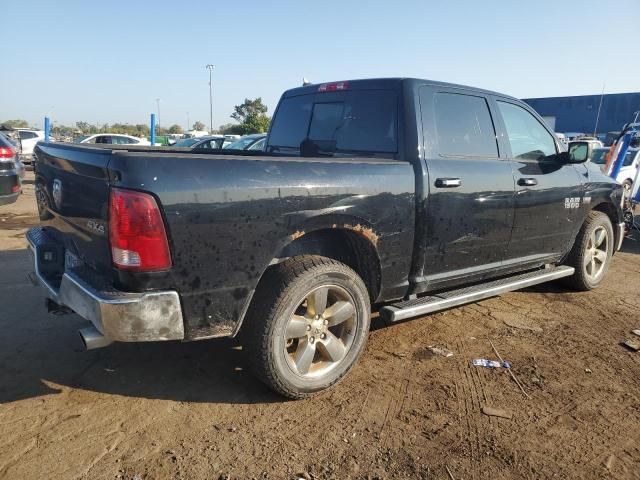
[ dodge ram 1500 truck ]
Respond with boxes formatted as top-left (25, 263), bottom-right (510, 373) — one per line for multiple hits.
top-left (28, 78), bottom-right (625, 398)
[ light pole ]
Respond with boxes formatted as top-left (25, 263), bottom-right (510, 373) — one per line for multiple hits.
top-left (206, 64), bottom-right (215, 133)
top-left (186, 112), bottom-right (190, 132)
top-left (155, 98), bottom-right (161, 128)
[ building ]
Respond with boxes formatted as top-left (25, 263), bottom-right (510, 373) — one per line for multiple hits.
top-left (523, 92), bottom-right (640, 134)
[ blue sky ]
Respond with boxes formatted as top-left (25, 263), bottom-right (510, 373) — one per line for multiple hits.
top-left (1, 0), bottom-right (638, 129)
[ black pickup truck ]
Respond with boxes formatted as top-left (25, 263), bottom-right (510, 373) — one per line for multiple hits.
top-left (28, 78), bottom-right (624, 398)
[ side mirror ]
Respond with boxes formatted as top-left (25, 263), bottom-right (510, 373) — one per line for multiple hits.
top-left (566, 141), bottom-right (592, 163)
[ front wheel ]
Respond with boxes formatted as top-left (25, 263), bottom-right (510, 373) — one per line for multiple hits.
top-left (242, 255), bottom-right (371, 399)
top-left (563, 211), bottom-right (614, 291)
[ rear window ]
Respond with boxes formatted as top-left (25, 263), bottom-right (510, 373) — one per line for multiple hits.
top-left (267, 90), bottom-right (398, 154)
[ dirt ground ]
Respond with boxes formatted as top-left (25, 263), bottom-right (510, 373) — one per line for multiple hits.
top-left (1, 172), bottom-right (639, 480)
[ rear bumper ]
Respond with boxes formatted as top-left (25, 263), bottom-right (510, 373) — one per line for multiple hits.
top-left (0, 192), bottom-right (19, 206)
top-left (27, 227), bottom-right (185, 343)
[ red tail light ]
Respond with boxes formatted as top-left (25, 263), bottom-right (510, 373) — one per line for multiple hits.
top-left (0, 147), bottom-right (15, 159)
top-left (11, 184), bottom-right (20, 193)
top-left (318, 81), bottom-right (349, 92)
top-left (109, 188), bottom-right (171, 271)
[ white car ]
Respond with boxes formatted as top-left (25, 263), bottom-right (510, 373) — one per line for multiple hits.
top-left (591, 147), bottom-right (639, 196)
top-left (75, 134), bottom-right (150, 146)
top-left (16, 129), bottom-right (46, 163)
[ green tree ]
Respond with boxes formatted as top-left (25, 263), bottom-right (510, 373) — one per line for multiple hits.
top-left (230, 98), bottom-right (271, 134)
top-left (231, 98), bottom-right (268, 124)
top-left (192, 121), bottom-right (206, 131)
top-left (168, 124), bottom-right (184, 134)
top-left (2, 119), bottom-right (29, 128)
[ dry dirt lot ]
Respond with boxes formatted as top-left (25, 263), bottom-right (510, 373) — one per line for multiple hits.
top-left (1, 173), bottom-right (639, 480)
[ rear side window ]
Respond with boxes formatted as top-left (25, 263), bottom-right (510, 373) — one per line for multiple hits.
top-left (497, 101), bottom-right (557, 161)
top-left (19, 131), bottom-right (37, 140)
top-left (433, 92), bottom-right (498, 158)
top-left (268, 90), bottom-right (397, 154)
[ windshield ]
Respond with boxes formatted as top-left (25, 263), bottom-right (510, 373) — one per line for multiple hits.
top-left (225, 136), bottom-right (263, 150)
top-left (173, 138), bottom-right (200, 147)
top-left (591, 149), bottom-right (608, 164)
top-left (267, 90), bottom-right (398, 155)
top-left (74, 135), bottom-right (90, 144)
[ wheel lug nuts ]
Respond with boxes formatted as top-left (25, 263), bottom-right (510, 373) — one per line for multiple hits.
top-left (323, 319), bottom-right (328, 325)
top-left (310, 337), bottom-right (315, 343)
top-left (321, 333), bottom-right (326, 339)
top-left (306, 325), bottom-right (311, 331)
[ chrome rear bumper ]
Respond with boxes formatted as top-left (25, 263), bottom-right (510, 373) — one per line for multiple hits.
top-left (27, 227), bottom-right (184, 344)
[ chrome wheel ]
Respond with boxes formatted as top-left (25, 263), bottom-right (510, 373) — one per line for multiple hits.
top-left (584, 225), bottom-right (609, 281)
top-left (283, 285), bottom-right (357, 378)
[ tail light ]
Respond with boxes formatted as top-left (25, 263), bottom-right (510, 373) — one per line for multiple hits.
top-left (318, 81), bottom-right (349, 92)
top-left (0, 147), bottom-right (15, 159)
top-left (109, 188), bottom-right (171, 271)
top-left (11, 184), bottom-right (20, 193)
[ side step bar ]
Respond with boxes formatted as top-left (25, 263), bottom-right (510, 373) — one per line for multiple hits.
top-left (379, 266), bottom-right (574, 323)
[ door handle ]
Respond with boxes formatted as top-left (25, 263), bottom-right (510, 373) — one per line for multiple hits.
top-left (435, 178), bottom-right (462, 188)
top-left (518, 178), bottom-right (538, 186)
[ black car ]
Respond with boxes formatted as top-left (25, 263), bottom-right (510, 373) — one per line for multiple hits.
top-left (0, 133), bottom-right (22, 206)
top-left (28, 77), bottom-right (623, 399)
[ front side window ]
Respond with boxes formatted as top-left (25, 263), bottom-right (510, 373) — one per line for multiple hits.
top-left (498, 101), bottom-right (557, 161)
top-left (433, 92), bottom-right (498, 158)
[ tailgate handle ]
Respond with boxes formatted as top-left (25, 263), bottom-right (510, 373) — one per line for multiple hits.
top-left (435, 178), bottom-right (462, 188)
top-left (518, 178), bottom-right (538, 186)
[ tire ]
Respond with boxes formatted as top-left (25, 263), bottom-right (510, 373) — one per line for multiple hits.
top-left (563, 211), bottom-right (614, 291)
top-left (242, 255), bottom-right (371, 399)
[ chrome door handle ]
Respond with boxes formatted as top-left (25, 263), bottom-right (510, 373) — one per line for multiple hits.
top-left (435, 178), bottom-right (462, 188)
top-left (518, 178), bottom-right (538, 186)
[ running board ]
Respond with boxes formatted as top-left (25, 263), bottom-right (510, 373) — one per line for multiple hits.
top-left (379, 266), bottom-right (574, 323)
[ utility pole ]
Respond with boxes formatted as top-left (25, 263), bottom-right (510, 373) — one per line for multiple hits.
top-left (206, 64), bottom-right (215, 133)
top-left (155, 98), bottom-right (161, 128)
top-left (186, 112), bottom-right (190, 132)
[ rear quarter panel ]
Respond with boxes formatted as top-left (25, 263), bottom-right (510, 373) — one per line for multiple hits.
top-left (108, 152), bottom-right (415, 339)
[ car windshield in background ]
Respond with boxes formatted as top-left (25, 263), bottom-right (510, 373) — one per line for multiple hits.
top-left (173, 138), bottom-right (200, 147)
top-left (226, 137), bottom-right (261, 150)
top-left (74, 135), bottom-right (90, 144)
top-left (267, 90), bottom-right (398, 155)
top-left (591, 149), bottom-right (608, 164)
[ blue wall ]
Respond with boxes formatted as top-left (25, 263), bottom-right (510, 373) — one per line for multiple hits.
top-left (524, 92), bottom-right (640, 134)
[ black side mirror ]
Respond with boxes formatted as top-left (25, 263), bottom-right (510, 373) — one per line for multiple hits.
top-left (566, 141), bottom-right (592, 163)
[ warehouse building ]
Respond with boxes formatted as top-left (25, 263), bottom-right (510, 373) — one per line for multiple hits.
top-left (523, 92), bottom-right (640, 134)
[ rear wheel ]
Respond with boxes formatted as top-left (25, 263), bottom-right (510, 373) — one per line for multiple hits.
top-left (563, 211), bottom-right (614, 291)
top-left (243, 255), bottom-right (371, 399)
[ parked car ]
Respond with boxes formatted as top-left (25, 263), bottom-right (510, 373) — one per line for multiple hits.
top-left (172, 135), bottom-right (232, 149)
top-left (74, 134), bottom-right (150, 146)
top-left (224, 134), bottom-right (266, 150)
top-left (590, 147), bottom-right (639, 196)
top-left (0, 133), bottom-right (22, 206)
top-left (28, 78), bottom-right (624, 399)
top-left (15, 129), bottom-right (45, 165)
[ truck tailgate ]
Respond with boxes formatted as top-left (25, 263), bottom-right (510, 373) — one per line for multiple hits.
top-left (34, 143), bottom-right (113, 273)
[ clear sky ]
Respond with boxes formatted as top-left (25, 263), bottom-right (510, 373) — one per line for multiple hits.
top-left (2, 0), bottom-right (638, 129)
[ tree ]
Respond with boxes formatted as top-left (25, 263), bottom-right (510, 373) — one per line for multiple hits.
top-left (217, 123), bottom-right (242, 135)
top-left (231, 98), bottom-right (268, 124)
top-left (168, 124), bottom-right (183, 134)
top-left (192, 121), bottom-right (206, 131)
top-left (230, 98), bottom-right (271, 134)
top-left (2, 119), bottom-right (29, 128)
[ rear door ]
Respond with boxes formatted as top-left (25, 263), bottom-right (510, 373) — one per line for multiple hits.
top-left (494, 98), bottom-right (584, 263)
top-left (418, 86), bottom-right (515, 287)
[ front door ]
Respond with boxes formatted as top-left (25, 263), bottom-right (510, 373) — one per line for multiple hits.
top-left (417, 87), bottom-right (515, 288)
top-left (494, 99), bottom-right (584, 264)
